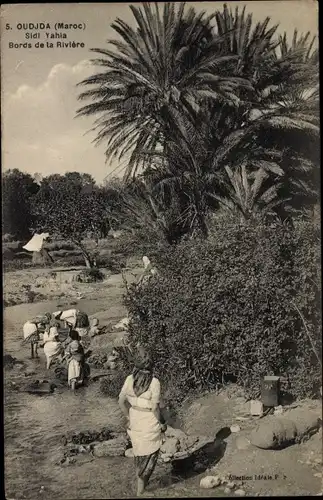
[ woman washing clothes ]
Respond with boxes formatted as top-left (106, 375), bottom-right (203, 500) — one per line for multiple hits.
top-left (118, 347), bottom-right (167, 496)
top-left (63, 330), bottom-right (86, 392)
top-left (43, 327), bottom-right (64, 369)
top-left (22, 312), bottom-right (51, 359)
top-left (53, 309), bottom-right (90, 338)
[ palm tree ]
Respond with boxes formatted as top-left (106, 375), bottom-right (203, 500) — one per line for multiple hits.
top-left (76, 2), bottom-right (251, 180)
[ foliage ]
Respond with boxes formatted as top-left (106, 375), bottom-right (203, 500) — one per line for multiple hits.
top-left (2, 169), bottom-right (40, 240)
top-left (99, 369), bottom-right (129, 399)
top-left (77, 2), bottom-right (319, 236)
top-left (76, 2), bottom-right (251, 179)
top-left (124, 217), bottom-right (321, 402)
top-left (31, 172), bottom-right (109, 268)
top-left (76, 267), bottom-right (105, 283)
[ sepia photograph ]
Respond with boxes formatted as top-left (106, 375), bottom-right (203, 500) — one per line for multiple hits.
top-left (1, 1), bottom-right (321, 498)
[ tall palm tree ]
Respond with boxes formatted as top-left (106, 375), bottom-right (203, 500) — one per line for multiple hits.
top-left (76, 2), bottom-right (251, 179)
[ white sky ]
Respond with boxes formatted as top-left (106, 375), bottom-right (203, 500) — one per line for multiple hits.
top-left (1, 1), bottom-right (318, 184)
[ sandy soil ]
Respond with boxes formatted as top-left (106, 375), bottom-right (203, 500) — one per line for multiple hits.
top-left (4, 266), bottom-right (323, 499)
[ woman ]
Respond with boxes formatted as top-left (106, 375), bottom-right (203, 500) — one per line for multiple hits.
top-left (118, 347), bottom-right (166, 496)
top-left (53, 309), bottom-right (90, 337)
top-left (22, 312), bottom-right (51, 359)
top-left (43, 327), bottom-right (64, 369)
top-left (64, 330), bottom-right (85, 392)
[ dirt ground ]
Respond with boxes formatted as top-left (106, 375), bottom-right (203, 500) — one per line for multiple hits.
top-left (4, 266), bottom-right (323, 499)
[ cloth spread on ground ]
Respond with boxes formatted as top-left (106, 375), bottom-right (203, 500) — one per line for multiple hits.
top-left (23, 233), bottom-right (49, 252)
top-left (119, 374), bottom-right (162, 456)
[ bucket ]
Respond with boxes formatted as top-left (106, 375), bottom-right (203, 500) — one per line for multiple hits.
top-left (261, 376), bottom-right (280, 407)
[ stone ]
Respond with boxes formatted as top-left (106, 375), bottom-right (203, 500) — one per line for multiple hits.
top-left (250, 400), bottom-right (264, 416)
top-left (227, 481), bottom-right (236, 489)
top-left (274, 405), bottom-right (284, 416)
top-left (234, 489), bottom-right (246, 496)
top-left (230, 424), bottom-right (241, 433)
top-left (200, 476), bottom-right (221, 489)
top-left (224, 487), bottom-right (231, 494)
top-left (160, 437), bottom-right (180, 456)
top-left (125, 448), bottom-right (134, 458)
top-left (314, 472), bottom-right (322, 478)
top-left (250, 408), bottom-right (321, 449)
top-left (93, 436), bottom-right (128, 457)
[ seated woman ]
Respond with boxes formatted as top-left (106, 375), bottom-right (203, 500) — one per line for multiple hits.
top-left (43, 327), bottom-right (64, 370)
top-left (64, 330), bottom-right (86, 392)
top-left (118, 347), bottom-right (167, 496)
top-left (22, 312), bottom-right (51, 359)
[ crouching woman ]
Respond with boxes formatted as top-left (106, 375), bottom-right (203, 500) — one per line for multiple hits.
top-left (64, 330), bottom-right (87, 392)
top-left (118, 347), bottom-right (166, 496)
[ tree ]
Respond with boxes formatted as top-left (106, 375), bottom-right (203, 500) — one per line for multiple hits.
top-left (76, 2), bottom-right (250, 179)
top-left (2, 169), bottom-right (39, 240)
top-left (31, 173), bottom-right (108, 268)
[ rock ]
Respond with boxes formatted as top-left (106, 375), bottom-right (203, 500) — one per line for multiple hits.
top-left (250, 408), bottom-right (321, 449)
top-left (234, 489), bottom-right (246, 496)
top-left (250, 400), bottom-right (263, 416)
top-left (227, 481), bottom-right (236, 489)
top-left (200, 476), bottom-right (221, 489)
top-left (165, 426), bottom-right (187, 440)
top-left (224, 487), bottom-right (231, 494)
top-left (160, 437), bottom-right (180, 456)
top-left (125, 448), bottom-right (134, 458)
top-left (230, 425), bottom-right (241, 433)
top-left (274, 405), bottom-right (284, 416)
top-left (314, 472), bottom-right (322, 478)
top-left (93, 436), bottom-right (128, 457)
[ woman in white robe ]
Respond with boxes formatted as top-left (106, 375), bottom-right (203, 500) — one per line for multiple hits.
top-left (119, 347), bottom-right (166, 496)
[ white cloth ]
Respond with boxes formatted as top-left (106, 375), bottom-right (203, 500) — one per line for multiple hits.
top-left (43, 327), bottom-right (58, 344)
top-left (143, 256), bottom-right (151, 270)
top-left (75, 327), bottom-right (89, 337)
top-left (23, 233), bottom-right (49, 252)
top-left (68, 358), bottom-right (82, 385)
top-left (53, 309), bottom-right (78, 328)
top-left (119, 375), bottom-right (162, 456)
top-left (43, 340), bottom-right (62, 363)
top-left (23, 321), bottom-right (38, 340)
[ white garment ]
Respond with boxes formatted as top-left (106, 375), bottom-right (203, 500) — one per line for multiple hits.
top-left (119, 375), bottom-right (162, 456)
top-left (68, 358), bottom-right (82, 385)
top-left (53, 309), bottom-right (78, 328)
top-left (23, 321), bottom-right (38, 340)
top-left (43, 326), bottom-right (58, 343)
top-left (43, 340), bottom-right (62, 364)
top-left (23, 233), bottom-right (49, 252)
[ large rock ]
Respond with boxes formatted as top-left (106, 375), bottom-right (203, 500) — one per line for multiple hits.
top-left (250, 408), bottom-right (321, 449)
top-left (93, 435), bottom-right (128, 457)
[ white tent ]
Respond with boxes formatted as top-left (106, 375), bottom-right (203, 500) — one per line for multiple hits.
top-left (23, 233), bottom-right (50, 253)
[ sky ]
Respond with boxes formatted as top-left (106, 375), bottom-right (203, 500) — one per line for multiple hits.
top-left (1, 1), bottom-right (318, 184)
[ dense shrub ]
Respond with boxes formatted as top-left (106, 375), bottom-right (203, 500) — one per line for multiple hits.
top-left (124, 218), bottom-right (321, 403)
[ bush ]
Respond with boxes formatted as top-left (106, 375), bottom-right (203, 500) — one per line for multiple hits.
top-left (100, 369), bottom-right (129, 399)
top-left (75, 267), bottom-right (105, 283)
top-left (124, 217), bottom-right (321, 403)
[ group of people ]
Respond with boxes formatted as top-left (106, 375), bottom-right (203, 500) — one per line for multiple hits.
top-left (23, 313), bottom-right (164, 495)
top-left (22, 308), bottom-right (100, 391)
